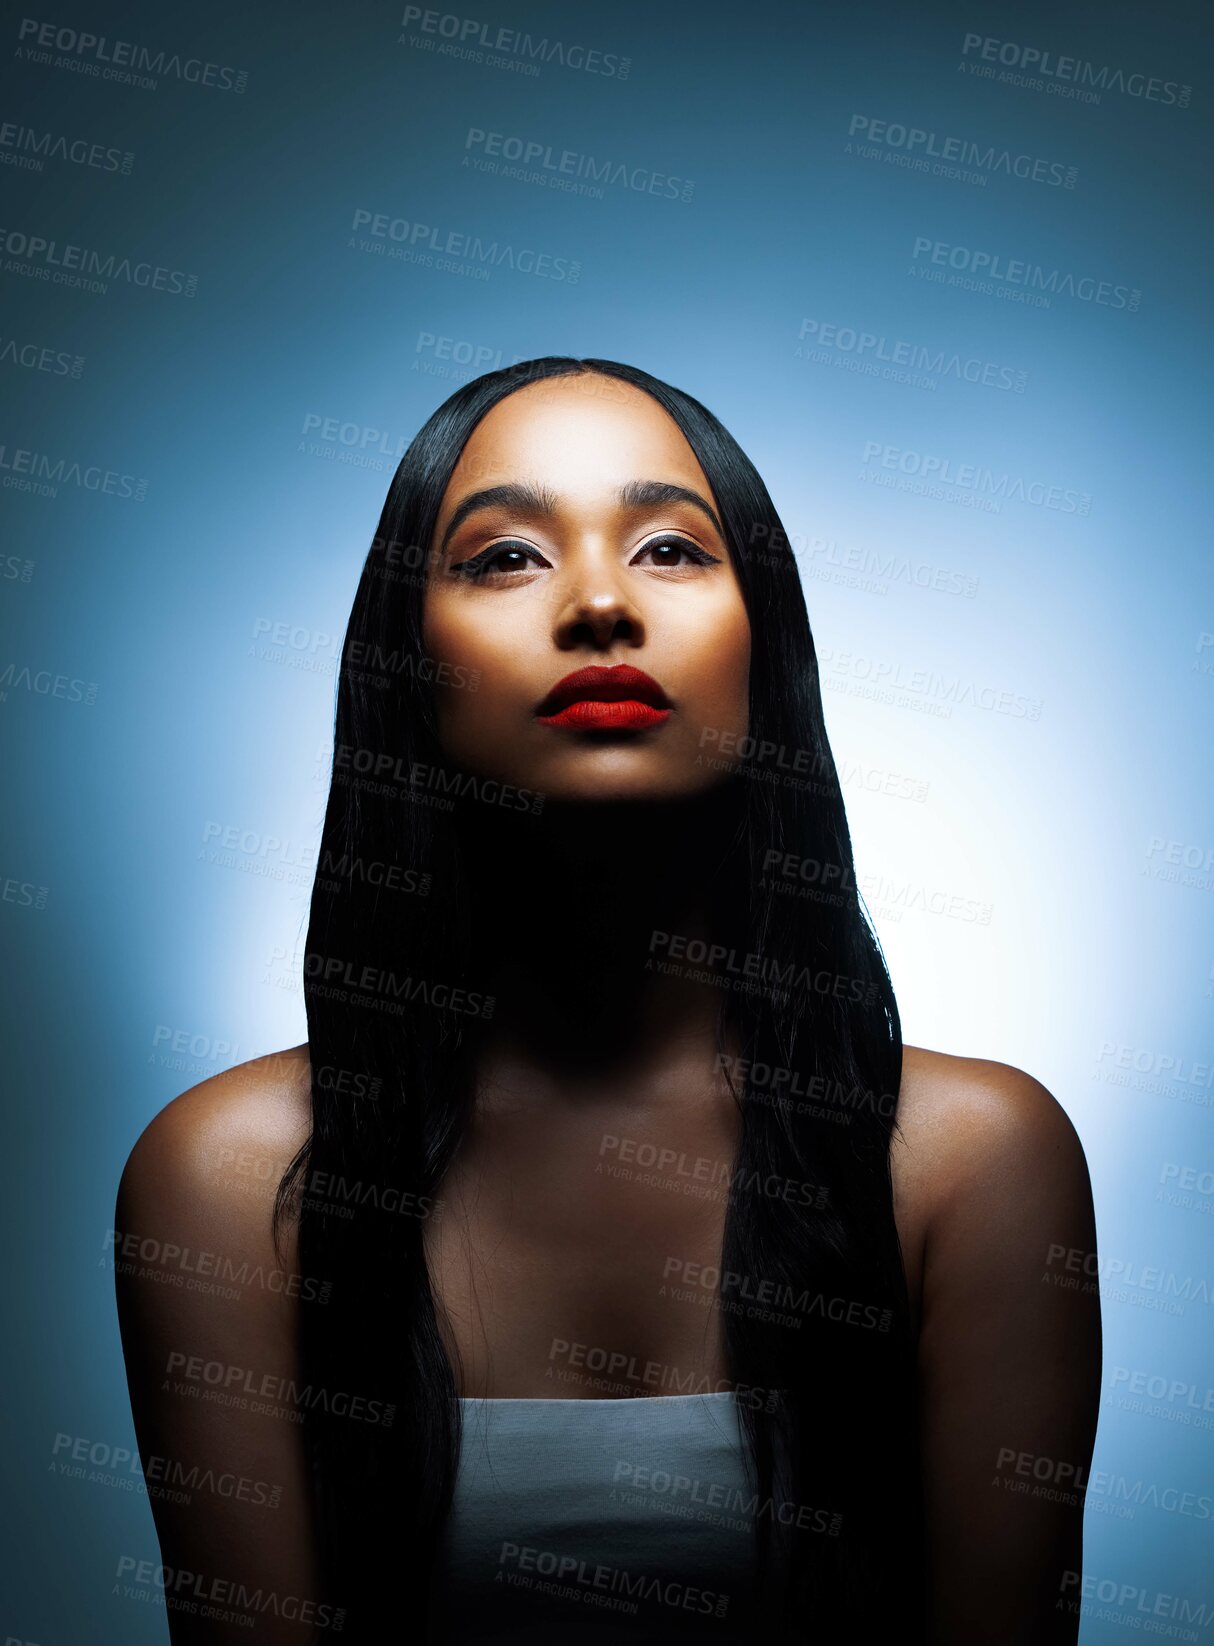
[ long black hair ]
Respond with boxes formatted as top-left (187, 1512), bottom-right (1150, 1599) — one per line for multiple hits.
top-left (275, 356), bottom-right (927, 1642)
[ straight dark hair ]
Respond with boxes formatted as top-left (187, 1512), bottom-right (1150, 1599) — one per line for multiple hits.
top-left (275, 356), bottom-right (927, 1642)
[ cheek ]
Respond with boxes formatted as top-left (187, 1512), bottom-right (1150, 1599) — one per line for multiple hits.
top-left (423, 600), bottom-right (495, 690)
top-left (422, 602), bottom-right (476, 744)
top-left (420, 596), bottom-right (453, 669)
top-left (728, 612), bottom-right (751, 711)
top-left (422, 598), bottom-right (534, 741)
top-left (724, 632), bottom-right (751, 736)
top-left (682, 598), bottom-right (750, 724)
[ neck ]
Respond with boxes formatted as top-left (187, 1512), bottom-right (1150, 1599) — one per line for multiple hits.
top-left (455, 782), bottom-right (745, 1081)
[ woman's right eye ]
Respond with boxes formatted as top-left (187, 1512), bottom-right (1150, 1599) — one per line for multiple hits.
top-left (450, 540), bottom-right (547, 580)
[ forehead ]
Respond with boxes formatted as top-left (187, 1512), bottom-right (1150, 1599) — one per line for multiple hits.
top-left (445, 375), bottom-right (710, 500)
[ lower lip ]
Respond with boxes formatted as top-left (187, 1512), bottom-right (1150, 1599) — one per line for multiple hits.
top-left (537, 699), bottom-right (672, 731)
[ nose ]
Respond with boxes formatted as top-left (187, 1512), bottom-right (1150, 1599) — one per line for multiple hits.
top-left (550, 552), bottom-right (645, 652)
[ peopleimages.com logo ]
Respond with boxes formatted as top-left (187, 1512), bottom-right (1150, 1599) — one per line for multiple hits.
top-left (860, 441), bottom-right (1091, 514)
top-left (15, 17), bottom-right (250, 93)
top-left (910, 237), bottom-right (1141, 312)
top-left (397, 7), bottom-right (631, 80)
top-left (959, 34), bottom-right (1191, 109)
top-left (847, 114), bottom-right (1077, 188)
top-left (349, 208), bottom-right (580, 282)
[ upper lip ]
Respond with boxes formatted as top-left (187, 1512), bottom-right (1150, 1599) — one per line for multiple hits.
top-left (536, 664), bottom-right (672, 716)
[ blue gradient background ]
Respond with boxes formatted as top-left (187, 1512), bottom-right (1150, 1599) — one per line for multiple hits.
top-left (2, 1), bottom-right (1211, 1639)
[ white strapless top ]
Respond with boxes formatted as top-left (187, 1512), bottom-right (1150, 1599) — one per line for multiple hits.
top-left (429, 1392), bottom-right (764, 1642)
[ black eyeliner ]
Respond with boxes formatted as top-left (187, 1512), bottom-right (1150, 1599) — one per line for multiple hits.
top-left (450, 533), bottom-right (722, 579)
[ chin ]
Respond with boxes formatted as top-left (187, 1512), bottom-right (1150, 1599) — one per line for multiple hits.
top-left (536, 760), bottom-right (730, 806)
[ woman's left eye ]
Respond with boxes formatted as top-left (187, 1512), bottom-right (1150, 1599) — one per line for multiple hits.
top-left (633, 536), bottom-right (722, 570)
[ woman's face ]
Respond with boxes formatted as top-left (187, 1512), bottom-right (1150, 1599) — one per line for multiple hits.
top-left (421, 374), bottom-right (751, 804)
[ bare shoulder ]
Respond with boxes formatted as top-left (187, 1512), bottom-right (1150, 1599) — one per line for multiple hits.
top-left (892, 1045), bottom-right (1094, 1335)
top-left (114, 1046), bottom-right (328, 1636)
top-left (116, 1043), bottom-right (313, 1255)
top-left (896, 1051), bottom-right (1101, 1646)
top-left (896, 1043), bottom-right (1089, 1211)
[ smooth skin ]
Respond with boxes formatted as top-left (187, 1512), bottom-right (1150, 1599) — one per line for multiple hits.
top-left (117, 375), bottom-right (1101, 1644)
top-left (420, 372), bottom-right (751, 802)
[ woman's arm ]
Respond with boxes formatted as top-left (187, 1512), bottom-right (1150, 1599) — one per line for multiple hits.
top-left (114, 1055), bottom-right (330, 1643)
top-left (915, 1060), bottom-right (1102, 1644)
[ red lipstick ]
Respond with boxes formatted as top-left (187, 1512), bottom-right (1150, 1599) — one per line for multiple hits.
top-left (536, 664), bottom-right (673, 731)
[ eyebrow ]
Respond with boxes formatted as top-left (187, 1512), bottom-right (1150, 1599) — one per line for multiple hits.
top-left (437, 478), bottom-right (726, 557)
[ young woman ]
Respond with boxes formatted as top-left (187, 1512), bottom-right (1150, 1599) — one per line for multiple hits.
top-left (116, 356), bottom-right (1102, 1644)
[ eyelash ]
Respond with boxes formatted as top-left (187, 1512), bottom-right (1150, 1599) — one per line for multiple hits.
top-left (450, 535), bottom-right (723, 581)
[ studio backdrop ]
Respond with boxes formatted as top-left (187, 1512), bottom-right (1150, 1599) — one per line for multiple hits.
top-left (1, 1), bottom-right (1210, 1641)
